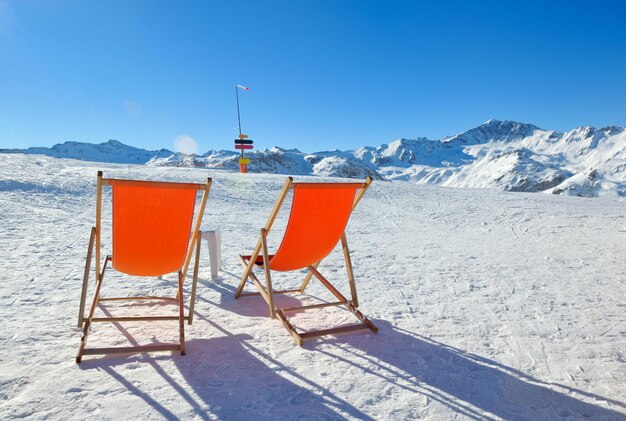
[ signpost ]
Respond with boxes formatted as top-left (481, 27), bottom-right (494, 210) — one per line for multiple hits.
top-left (235, 85), bottom-right (253, 173)
top-left (235, 133), bottom-right (254, 172)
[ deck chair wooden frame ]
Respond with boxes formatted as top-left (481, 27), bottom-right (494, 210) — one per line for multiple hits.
top-left (76, 171), bottom-right (211, 363)
top-left (235, 176), bottom-right (378, 345)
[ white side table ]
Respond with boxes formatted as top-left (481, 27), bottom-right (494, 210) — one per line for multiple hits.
top-left (200, 230), bottom-right (221, 279)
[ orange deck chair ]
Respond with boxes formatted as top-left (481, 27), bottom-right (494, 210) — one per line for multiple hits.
top-left (235, 176), bottom-right (378, 345)
top-left (76, 171), bottom-right (211, 363)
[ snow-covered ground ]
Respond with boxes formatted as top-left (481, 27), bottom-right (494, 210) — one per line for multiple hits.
top-left (1, 153), bottom-right (625, 420)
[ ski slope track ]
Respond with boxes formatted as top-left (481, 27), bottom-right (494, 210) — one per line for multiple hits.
top-left (0, 154), bottom-right (625, 420)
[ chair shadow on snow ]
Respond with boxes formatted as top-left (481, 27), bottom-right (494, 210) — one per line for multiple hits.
top-left (78, 285), bottom-right (373, 420)
top-left (210, 276), bottom-right (626, 420)
top-left (309, 321), bottom-right (626, 420)
top-left (78, 275), bottom-right (626, 420)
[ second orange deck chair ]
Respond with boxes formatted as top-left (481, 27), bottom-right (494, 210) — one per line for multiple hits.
top-left (76, 171), bottom-right (211, 363)
top-left (235, 177), bottom-right (378, 345)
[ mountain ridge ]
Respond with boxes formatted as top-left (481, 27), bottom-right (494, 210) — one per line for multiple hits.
top-left (2, 119), bottom-right (624, 198)
top-left (1, 139), bottom-right (174, 164)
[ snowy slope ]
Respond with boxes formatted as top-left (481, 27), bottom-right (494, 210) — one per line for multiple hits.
top-left (439, 148), bottom-right (571, 192)
top-left (0, 154), bottom-right (625, 419)
top-left (3, 120), bottom-right (626, 197)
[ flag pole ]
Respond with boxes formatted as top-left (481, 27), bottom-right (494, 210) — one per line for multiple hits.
top-left (235, 85), bottom-right (244, 161)
top-left (234, 84), bottom-right (253, 173)
top-left (235, 85), bottom-right (242, 138)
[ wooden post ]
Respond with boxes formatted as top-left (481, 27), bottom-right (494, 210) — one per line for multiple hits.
top-left (182, 178), bottom-right (212, 280)
top-left (352, 176), bottom-right (373, 210)
top-left (265, 177), bottom-right (293, 232)
top-left (95, 171), bottom-right (103, 283)
top-left (260, 228), bottom-right (275, 319)
top-left (178, 270), bottom-right (186, 355)
top-left (307, 265), bottom-right (349, 303)
top-left (77, 227), bottom-right (96, 327)
top-left (236, 238), bottom-right (262, 298)
top-left (300, 261), bottom-right (320, 293)
top-left (76, 257), bottom-right (108, 363)
top-left (188, 232), bottom-right (201, 325)
top-left (341, 233), bottom-right (359, 307)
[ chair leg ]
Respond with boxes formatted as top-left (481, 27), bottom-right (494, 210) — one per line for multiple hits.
top-left (260, 228), bottom-right (276, 319)
top-left (77, 227), bottom-right (96, 328)
top-left (76, 260), bottom-right (107, 364)
top-left (306, 265), bottom-right (378, 334)
top-left (188, 236), bottom-right (201, 325)
top-left (300, 260), bottom-right (320, 293)
top-left (341, 233), bottom-right (359, 307)
top-left (275, 310), bottom-right (303, 346)
top-left (178, 271), bottom-right (186, 356)
top-left (235, 238), bottom-right (262, 298)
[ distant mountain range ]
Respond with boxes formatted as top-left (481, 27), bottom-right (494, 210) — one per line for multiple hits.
top-left (2, 119), bottom-right (625, 198)
top-left (0, 139), bottom-right (174, 164)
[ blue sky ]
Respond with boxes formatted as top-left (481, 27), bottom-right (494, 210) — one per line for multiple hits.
top-left (1, 0), bottom-right (625, 152)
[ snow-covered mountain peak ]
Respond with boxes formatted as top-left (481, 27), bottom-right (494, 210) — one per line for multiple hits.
top-left (481, 119), bottom-right (541, 132)
top-left (565, 125), bottom-right (624, 141)
top-left (600, 126), bottom-right (624, 136)
top-left (269, 146), bottom-right (303, 154)
top-left (444, 119), bottom-right (542, 144)
top-left (387, 137), bottom-right (435, 149)
top-left (104, 139), bottom-right (125, 147)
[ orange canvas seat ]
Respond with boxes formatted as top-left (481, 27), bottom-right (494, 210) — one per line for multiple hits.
top-left (76, 172), bottom-right (211, 363)
top-left (236, 177), bottom-right (378, 345)
top-left (111, 180), bottom-right (198, 276)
